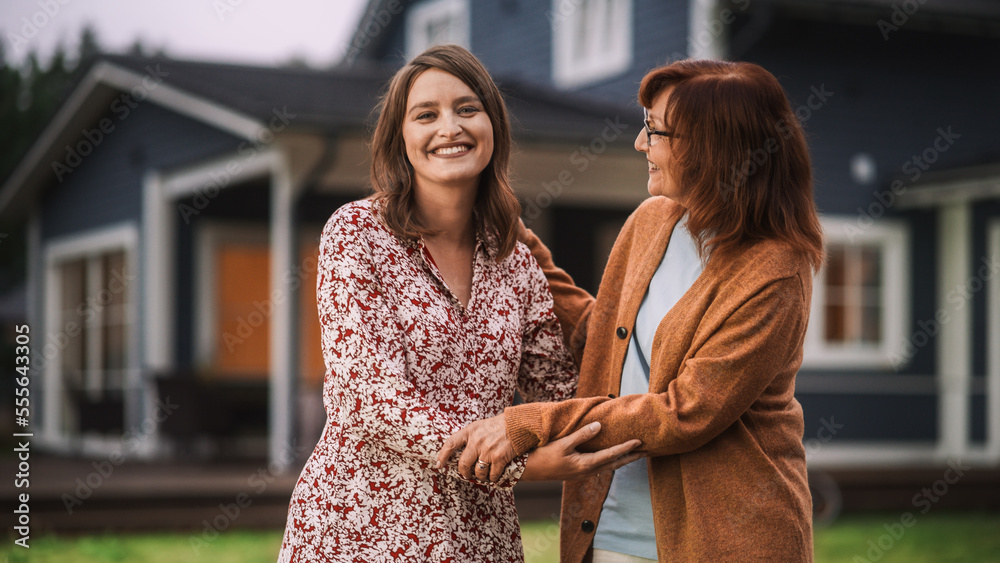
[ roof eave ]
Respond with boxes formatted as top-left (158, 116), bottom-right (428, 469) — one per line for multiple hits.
top-left (0, 60), bottom-right (266, 224)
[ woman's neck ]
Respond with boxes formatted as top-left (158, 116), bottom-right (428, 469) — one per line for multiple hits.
top-left (414, 181), bottom-right (477, 246)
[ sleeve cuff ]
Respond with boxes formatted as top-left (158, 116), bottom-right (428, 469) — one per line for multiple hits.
top-left (497, 452), bottom-right (528, 489)
top-left (504, 403), bottom-right (544, 456)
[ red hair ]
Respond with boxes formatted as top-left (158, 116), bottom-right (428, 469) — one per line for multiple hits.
top-left (639, 59), bottom-right (824, 271)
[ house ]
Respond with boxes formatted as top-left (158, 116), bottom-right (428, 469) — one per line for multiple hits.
top-left (0, 53), bottom-right (645, 468)
top-left (347, 0), bottom-right (1000, 471)
top-left (4, 0), bottom-right (1000, 479)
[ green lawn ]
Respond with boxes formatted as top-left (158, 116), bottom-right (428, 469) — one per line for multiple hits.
top-left (3, 513), bottom-right (998, 562)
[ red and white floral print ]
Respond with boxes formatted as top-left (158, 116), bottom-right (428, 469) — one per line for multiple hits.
top-left (278, 200), bottom-right (577, 562)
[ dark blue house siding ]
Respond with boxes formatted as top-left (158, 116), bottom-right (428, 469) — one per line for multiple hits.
top-left (740, 18), bottom-right (1000, 216)
top-left (469, 1), bottom-right (552, 87)
top-left (899, 208), bottom-right (939, 377)
top-left (972, 200), bottom-right (1000, 379)
top-left (972, 395), bottom-right (986, 444)
top-left (969, 200), bottom-right (1000, 444)
top-left (800, 394), bottom-right (938, 443)
top-left (371, 7), bottom-right (407, 66)
top-left (41, 102), bottom-right (244, 241)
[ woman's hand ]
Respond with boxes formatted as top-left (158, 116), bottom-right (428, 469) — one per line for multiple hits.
top-left (436, 416), bottom-right (643, 483)
top-left (436, 414), bottom-right (516, 482)
top-left (521, 422), bottom-right (642, 482)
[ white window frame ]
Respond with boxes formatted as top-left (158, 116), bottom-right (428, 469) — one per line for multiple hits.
top-left (803, 216), bottom-right (910, 369)
top-left (406, 0), bottom-right (471, 61)
top-left (551, 0), bottom-right (633, 89)
top-left (42, 222), bottom-right (139, 447)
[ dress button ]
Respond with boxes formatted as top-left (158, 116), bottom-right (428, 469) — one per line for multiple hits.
top-left (581, 520), bottom-right (595, 533)
top-left (616, 326), bottom-right (628, 339)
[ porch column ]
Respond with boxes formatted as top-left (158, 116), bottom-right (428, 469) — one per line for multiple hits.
top-left (33, 209), bottom-right (62, 447)
top-left (688, 0), bottom-right (725, 59)
top-left (937, 202), bottom-right (971, 459)
top-left (269, 157), bottom-right (298, 471)
top-left (140, 171), bottom-right (174, 457)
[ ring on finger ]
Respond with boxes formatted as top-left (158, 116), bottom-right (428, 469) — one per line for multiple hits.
top-left (476, 459), bottom-right (490, 470)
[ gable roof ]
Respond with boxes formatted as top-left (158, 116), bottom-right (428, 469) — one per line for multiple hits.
top-left (98, 54), bottom-right (394, 132)
top-left (0, 53), bottom-right (636, 224)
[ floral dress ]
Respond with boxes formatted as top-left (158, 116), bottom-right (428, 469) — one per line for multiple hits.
top-left (277, 200), bottom-right (577, 562)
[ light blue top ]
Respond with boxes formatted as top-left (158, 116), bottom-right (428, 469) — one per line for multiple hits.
top-left (591, 215), bottom-right (704, 560)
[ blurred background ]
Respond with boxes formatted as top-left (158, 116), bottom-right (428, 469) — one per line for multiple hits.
top-left (1, 0), bottom-right (999, 561)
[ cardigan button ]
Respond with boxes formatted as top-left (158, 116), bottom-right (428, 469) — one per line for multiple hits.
top-left (581, 520), bottom-right (595, 533)
top-left (616, 326), bottom-right (628, 339)
top-left (608, 393), bottom-right (616, 399)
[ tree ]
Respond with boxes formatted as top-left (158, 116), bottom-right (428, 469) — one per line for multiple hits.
top-left (0, 27), bottom-right (100, 293)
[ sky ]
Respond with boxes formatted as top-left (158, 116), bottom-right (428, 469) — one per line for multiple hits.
top-left (1, 0), bottom-right (371, 68)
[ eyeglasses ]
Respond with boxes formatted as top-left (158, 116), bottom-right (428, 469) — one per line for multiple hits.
top-left (643, 107), bottom-right (674, 146)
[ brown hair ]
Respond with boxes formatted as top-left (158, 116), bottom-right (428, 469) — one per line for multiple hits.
top-left (639, 59), bottom-right (824, 271)
top-left (369, 44), bottom-right (521, 260)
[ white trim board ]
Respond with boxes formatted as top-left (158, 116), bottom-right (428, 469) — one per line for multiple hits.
top-left (91, 62), bottom-right (264, 140)
top-left (160, 148), bottom-right (281, 200)
top-left (897, 171), bottom-right (1000, 208)
top-left (45, 222), bottom-right (140, 263)
top-left (806, 443), bottom-right (997, 470)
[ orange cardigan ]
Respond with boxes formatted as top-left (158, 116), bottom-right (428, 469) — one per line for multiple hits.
top-left (506, 197), bottom-right (814, 562)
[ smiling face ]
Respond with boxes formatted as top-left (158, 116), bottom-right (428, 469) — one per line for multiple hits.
top-left (402, 68), bottom-right (494, 196)
top-left (635, 88), bottom-right (684, 203)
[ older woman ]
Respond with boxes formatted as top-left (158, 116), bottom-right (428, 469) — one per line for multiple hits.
top-left (277, 45), bottom-right (639, 563)
top-left (439, 59), bottom-right (824, 562)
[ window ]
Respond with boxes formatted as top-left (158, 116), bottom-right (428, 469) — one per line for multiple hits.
top-left (823, 245), bottom-right (882, 345)
top-left (552, 0), bottom-right (633, 89)
top-left (47, 236), bottom-right (135, 436)
top-left (406, 0), bottom-right (470, 60)
top-left (803, 218), bottom-right (909, 369)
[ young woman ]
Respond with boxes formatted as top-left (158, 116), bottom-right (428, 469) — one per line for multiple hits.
top-left (440, 59), bottom-right (824, 562)
top-left (277, 44), bottom-right (640, 563)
